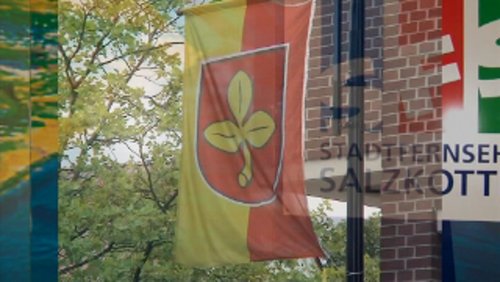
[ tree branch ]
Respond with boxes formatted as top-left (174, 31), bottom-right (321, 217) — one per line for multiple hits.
top-left (133, 241), bottom-right (155, 282)
top-left (59, 242), bottom-right (115, 275)
top-left (138, 141), bottom-right (166, 213)
top-left (70, 227), bottom-right (89, 241)
top-left (69, 7), bottom-right (93, 62)
top-left (58, 43), bottom-right (77, 89)
top-left (96, 42), bottom-right (181, 70)
top-left (69, 16), bottom-right (120, 115)
top-left (164, 190), bottom-right (178, 210)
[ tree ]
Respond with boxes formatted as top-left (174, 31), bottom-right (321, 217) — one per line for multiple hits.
top-left (58, 0), bottom-right (380, 280)
top-left (310, 201), bottom-right (381, 282)
top-left (58, 0), bottom-right (186, 280)
top-left (58, 0), bottom-right (275, 280)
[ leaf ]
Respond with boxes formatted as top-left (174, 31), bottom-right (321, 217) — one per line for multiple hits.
top-left (228, 71), bottom-right (253, 125)
top-left (243, 111), bottom-right (276, 148)
top-left (204, 121), bottom-right (242, 153)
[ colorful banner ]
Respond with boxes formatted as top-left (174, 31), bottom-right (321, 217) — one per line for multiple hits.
top-left (29, 0), bottom-right (59, 279)
top-left (441, 0), bottom-right (500, 223)
top-left (175, 0), bottom-right (324, 266)
top-left (0, 1), bottom-right (32, 279)
top-left (442, 0), bottom-right (500, 280)
top-left (0, 0), bottom-right (58, 280)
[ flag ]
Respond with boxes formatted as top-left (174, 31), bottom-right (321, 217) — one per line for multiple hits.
top-left (442, 0), bottom-right (500, 280)
top-left (0, 0), bottom-right (58, 279)
top-left (175, 0), bottom-right (324, 267)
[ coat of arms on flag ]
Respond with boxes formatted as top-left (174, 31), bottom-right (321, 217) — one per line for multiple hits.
top-left (175, 0), bottom-right (324, 267)
top-left (197, 45), bottom-right (287, 205)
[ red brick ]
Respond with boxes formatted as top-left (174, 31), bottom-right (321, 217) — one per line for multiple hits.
top-left (402, 22), bottom-right (418, 34)
top-left (427, 30), bottom-right (441, 40)
top-left (307, 87), bottom-right (331, 98)
top-left (381, 259), bottom-right (405, 271)
top-left (415, 245), bottom-right (439, 257)
top-left (415, 222), bottom-right (435, 234)
top-left (410, 11), bottom-right (426, 22)
top-left (416, 269), bottom-right (433, 280)
top-left (398, 224), bottom-right (415, 236)
top-left (419, 20), bottom-right (435, 32)
top-left (398, 202), bottom-right (415, 212)
top-left (416, 199), bottom-right (433, 210)
top-left (399, 35), bottom-right (409, 45)
top-left (410, 32), bottom-right (426, 44)
top-left (305, 138), bottom-right (330, 149)
top-left (381, 237), bottom-right (406, 248)
top-left (305, 97), bottom-right (330, 108)
top-left (409, 122), bottom-right (424, 132)
top-left (407, 211), bottom-right (434, 221)
top-left (399, 13), bottom-right (409, 24)
top-left (400, 68), bottom-right (416, 78)
top-left (407, 257), bottom-right (439, 269)
top-left (385, 58), bottom-right (407, 69)
top-left (407, 234), bottom-right (438, 246)
top-left (306, 150), bottom-right (326, 161)
top-left (401, 1), bottom-right (418, 12)
top-left (426, 120), bottom-right (441, 131)
top-left (420, 0), bottom-right (437, 9)
top-left (398, 247), bottom-right (415, 259)
top-left (381, 272), bottom-right (396, 281)
top-left (382, 248), bottom-right (397, 260)
top-left (382, 225), bottom-right (397, 237)
top-left (428, 7), bottom-right (441, 18)
top-left (308, 77), bottom-right (330, 88)
top-left (397, 270), bottom-right (414, 281)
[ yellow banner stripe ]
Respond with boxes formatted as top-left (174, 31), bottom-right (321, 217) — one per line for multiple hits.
top-left (174, 1), bottom-right (251, 266)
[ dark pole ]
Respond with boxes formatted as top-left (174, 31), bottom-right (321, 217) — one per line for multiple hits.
top-left (346, 0), bottom-right (365, 281)
top-left (333, 0), bottom-right (342, 136)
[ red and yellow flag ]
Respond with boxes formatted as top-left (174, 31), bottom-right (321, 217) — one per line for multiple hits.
top-left (175, 0), bottom-right (324, 266)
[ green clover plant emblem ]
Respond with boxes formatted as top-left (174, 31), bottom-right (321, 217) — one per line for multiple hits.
top-left (204, 71), bottom-right (276, 188)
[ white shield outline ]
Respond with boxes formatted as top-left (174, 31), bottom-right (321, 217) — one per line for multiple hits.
top-left (194, 44), bottom-right (289, 207)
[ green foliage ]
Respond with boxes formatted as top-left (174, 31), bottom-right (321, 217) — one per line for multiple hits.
top-left (58, 1), bottom-right (380, 281)
top-left (310, 201), bottom-right (381, 281)
top-left (58, 0), bottom-right (185, 280)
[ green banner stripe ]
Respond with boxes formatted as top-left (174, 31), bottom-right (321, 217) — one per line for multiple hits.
top-left (479, 66), bottom-right (500, 80)
top-left (479, 0), bottom-right (500, 26)
top-left (478, 92), bottom-right (500, 133)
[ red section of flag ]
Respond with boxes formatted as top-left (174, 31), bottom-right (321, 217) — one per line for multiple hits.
top-left (197, 48), bottom-right (285, 205)
top-left (442, 0), bottom-right (464, 111)
top-left (241, 0), bottom-right (324, 260)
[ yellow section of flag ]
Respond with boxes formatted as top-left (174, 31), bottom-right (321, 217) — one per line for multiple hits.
top-left (174, 0), bottom-right (251, 267)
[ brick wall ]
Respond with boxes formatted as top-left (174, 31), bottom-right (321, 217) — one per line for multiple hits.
top-left (306, 0), bottom-right (383, 161)
top-left (381, 0), bottom-right (442, 281)
top-left (305, 0), bottom-right (444, 280)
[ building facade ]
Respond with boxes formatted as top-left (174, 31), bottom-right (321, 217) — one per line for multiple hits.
top-left (305, 0), bottom-right (443, 280)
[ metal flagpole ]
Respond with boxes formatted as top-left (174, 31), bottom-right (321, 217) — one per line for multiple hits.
top-left (332, 0), bottom-right (342, 136)
top-left (346, 0), bottom-right (365, 281)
